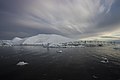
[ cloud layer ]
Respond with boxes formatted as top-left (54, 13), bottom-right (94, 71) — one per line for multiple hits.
top-left (0, 0), bottom-right (120, 40)
top-left (19, 0), bottom-right (114, 36)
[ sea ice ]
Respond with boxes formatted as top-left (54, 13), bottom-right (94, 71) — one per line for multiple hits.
top-left (92, 75), bottom-right (98, 79)
top-left (56, 50), bottom-right (63, 53)
top-left (17, 61), bottom-right (28, 66)
top-left (100, 57), bottom-right (109, 63)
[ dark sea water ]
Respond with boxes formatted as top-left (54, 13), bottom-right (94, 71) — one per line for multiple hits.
top-left (0, 46), bottom-right (120, 80)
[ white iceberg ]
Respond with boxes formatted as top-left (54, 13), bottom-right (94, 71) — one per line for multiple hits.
top-left (92, 75), bottom-right (98, 79)
top-left (12, 37), bottom-right (26, 45)
top-left (23, 34), bottom-right (74, 44)
top-left (100, 57), bottom-right (109, 63)
top-left (17, 61), bottom-right (28, 66)
top-left (56, 50), bottom-right (63, 53)
top-left (0, 34), bottom-right (75, 46)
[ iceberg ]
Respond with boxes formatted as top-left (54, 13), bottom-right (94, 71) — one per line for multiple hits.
top-left (56, 50), bottom-right (63, 53)
top-left (0, 40), bottom-right (12, 46)
top-left (0, 34), bottom-right (75, 46)
top-left (17, 61), bottom-right (28, 66)
top-left (100, 57), bottom-right (109, 63)
top-left (22, 34), bottom-right (74, 45)
top-left (12, 37), bottom-right (25, 45)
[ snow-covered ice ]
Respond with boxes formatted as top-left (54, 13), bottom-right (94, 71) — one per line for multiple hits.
top-left (100, 57), bottom-right (109, 63)
top-left (92, 75), bottom-right (98, 79)
top-left (23, 34), bottom-right (74, 44)
top-left (17, 61), bottom-right (28, 66)
top-left (56, 50), bottom-right (63, 53)
top-left (0, 34), bottom-right (75, 46)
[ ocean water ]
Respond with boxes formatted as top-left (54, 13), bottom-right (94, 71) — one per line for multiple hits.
top-left (0, 46), bottom-right (120, 80)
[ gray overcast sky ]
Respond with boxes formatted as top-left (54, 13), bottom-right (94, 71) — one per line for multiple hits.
top-left (0, 0), bottom-right (120, 40)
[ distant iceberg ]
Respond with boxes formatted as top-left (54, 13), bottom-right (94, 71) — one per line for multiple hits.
top-left (23, 34), bottom-right (74, 44)
top-left (0, 34), bottom-right (75, 46)
top-left (12, 37), bottom-right (25, 45)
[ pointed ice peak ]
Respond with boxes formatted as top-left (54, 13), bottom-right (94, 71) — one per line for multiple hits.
top-left (12, 37), bottom-right (22, 41)
top-left (12, 37), bottom-right (24, 45)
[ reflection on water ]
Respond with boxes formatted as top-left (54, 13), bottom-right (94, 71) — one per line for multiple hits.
top-left (0, 46), bottom-right (120, 80)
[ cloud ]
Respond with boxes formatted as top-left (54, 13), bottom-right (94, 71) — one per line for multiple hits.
top-left (0, 31), bottom-right (33, 39)
top-left (0, 0), bottom-right (119, 39)
top-left (16, 0), bottom-right (115, 38)
top-left (100, 36), bottom-right (120, 39)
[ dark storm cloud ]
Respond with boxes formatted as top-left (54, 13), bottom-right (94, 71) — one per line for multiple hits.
top-left (96, 0), bottom-right (120, 28)
top-left (0, 0), bottom-right (120, 40)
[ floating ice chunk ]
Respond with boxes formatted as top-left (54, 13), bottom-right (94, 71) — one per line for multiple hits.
top-left (92, 75), bottom-right (98, 79)
top-left (101, 60), bottom-right (109, 63)
top-left (56, 50), bottom-right (62, 53)
top-left (100, 57), bottom-right (109, 63)
top-left (17, 61), bottom-right (28, 66)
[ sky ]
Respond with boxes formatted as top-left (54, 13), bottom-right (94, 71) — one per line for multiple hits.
top-left (0, 0), bottom-right (120, 40)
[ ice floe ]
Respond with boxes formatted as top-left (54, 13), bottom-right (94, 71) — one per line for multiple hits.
top-left (100, 57), bottom-right (109, 63)
top-left (56, 50), bottom-right (63, 53)
top-left (92, 75), bottom-right (98, 79)
top-left (17, 61), bottom-right (28, 66)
